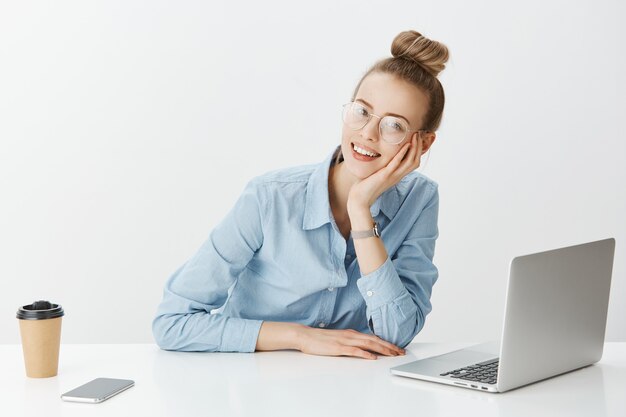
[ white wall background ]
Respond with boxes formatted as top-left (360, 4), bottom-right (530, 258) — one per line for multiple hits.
top-left (1, 0), bottom-right (624, 345)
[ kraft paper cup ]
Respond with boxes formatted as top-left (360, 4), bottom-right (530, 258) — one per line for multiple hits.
top-left (16, 301), bottom-right (64, 378)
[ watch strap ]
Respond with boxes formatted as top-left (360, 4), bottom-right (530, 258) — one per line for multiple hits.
top-left (350, 222), bottom-right (380, 239)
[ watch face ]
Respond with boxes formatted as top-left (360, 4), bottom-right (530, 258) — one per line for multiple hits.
top-left (373, 222), bottom-right (380, 237)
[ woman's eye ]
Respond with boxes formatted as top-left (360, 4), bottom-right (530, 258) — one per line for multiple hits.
top-left (385, 120), bottom-right (403, 131)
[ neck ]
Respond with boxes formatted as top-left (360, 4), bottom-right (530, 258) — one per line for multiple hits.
top-left (328, 160), bottom-right (360, 222)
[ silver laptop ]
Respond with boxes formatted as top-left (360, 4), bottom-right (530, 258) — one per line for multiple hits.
top-left (390, 238), bottom-right (616, 393)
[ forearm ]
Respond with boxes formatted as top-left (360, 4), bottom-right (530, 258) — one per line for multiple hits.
top-left (255, 321), bottom-right (305, 351)
top-left (348, 204), bottom-right (431, 347)
top-left (365, 287), bottom-right (423, 348)
top-left (348, 205), bottom-right (388, 275)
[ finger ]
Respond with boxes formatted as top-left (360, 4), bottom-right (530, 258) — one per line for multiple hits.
top-left (400, 134), bottom-right (419, 170)
top-left (413, 133), bottom-right (423, 168)
top-left (360, 339), bottom-right (401, 356)
top-left (413, 134), bottom-right (422, 162)
top-left (344, 335), bottom-right (401, 356)
top-left (394, 143), bottom-right (414, 178)
top-left (386, 141), bottom-right (411, 172)
top-left (388, 140), bottom-right (415, 180)
top-left (417, 133), bottom-right (423, 155)
top-left (365, 335), bottom-right (406, 354)
top-left (361, 337), bottom-right (405, 356)
top-left (407, 132), bottom-right (424, 172)
top-left (345, 331), bottom-right (405, 354)
top-left (341, 346), bottom-right (377, 360)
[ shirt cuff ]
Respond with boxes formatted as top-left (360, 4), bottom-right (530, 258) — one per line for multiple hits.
top-left (220, 317), bottom-right (264, 352)
top-left (356, 256), bottom-right (407, 310)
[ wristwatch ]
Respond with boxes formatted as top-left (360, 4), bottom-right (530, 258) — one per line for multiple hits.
top-left (351, 221), bottom-right (380, 239)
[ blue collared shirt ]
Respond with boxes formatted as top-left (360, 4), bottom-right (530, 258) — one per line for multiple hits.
top-left (152, 145), bottom-right (439, 352)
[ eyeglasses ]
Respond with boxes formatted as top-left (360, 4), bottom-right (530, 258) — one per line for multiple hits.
top-left (341, 101), bottom-right (426, 145)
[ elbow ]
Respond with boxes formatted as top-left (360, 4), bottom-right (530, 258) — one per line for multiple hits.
top-left (398, 322), bottom-right (423, 349)
top-left (395, 307), bottom-right (427, 349)
top-left (152, 311), bottom-right (220, 352)
top-left (372, 316), bottom-right (421, 349)
top-left (411, 308), bottom-right (429, 347)
top-left (152, 314), bottom-right (182, 351)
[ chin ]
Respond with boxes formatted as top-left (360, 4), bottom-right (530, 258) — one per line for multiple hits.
top-left (340, 141), bottom-right (382, 179)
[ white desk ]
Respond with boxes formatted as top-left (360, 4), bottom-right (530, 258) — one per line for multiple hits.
top-left (1, 343), bottom-right (625, 416)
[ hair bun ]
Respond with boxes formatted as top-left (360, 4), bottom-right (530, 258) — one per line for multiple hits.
top-left (391, 30), bottom-right (449, 77)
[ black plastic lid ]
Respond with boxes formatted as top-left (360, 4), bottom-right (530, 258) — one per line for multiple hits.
top-left (16, 300), bottom-right (64, 320)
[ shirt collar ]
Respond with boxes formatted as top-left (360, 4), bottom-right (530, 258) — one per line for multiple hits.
top-left (302, 145), bottom-right (401, 231)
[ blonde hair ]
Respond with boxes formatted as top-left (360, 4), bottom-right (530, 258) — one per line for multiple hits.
top-left (335, 30), bottom-right (450, 166)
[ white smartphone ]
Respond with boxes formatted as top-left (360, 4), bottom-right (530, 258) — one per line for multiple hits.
top-left (61, 377), bottom-right (134, 403)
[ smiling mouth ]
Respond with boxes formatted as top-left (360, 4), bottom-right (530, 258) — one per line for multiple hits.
top-left (351, 142), bottom-right (381, 157)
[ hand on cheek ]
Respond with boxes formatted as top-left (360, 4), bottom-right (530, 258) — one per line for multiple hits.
top-left (347, 134), bottom-right (424, 211)
top-left (395, 133), bottom-right (422, 170)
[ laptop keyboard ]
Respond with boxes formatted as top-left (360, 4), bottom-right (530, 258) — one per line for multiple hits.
top-left (439, 358), bottom-right (499, 385)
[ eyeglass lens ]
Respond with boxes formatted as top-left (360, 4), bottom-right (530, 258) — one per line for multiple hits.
top-left (342, 102), bottom-right (408, 144)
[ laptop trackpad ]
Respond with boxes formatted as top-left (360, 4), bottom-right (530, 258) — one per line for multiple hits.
top-left (392, 342), bottom-right (499, 376)
top-left (431, 342), bottom-right (499, 368)
top-left (432, 349), bottom-right (496, 368)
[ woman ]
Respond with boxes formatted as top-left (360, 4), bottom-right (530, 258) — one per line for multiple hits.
top-left (153, 30), bottom-right (449, 360)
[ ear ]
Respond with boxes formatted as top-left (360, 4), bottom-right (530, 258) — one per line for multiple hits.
top-left (419, 131), bottom-right (436, 154)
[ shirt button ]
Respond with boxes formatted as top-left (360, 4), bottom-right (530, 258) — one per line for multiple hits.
top-left (366, 290), bottom-right (374, 297)
top-left (328, 287), bottom-right (334, 292)
top-left (346, 254), bottom-right (352, 259)
top-left (319, 322), bottom-right (326, 328)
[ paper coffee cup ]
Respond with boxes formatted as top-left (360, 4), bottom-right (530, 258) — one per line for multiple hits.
top-left (16, 301), bottom-right (64, 378)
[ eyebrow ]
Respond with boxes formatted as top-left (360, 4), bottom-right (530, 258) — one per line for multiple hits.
top-left (355, 98), bottom-right (411, 124)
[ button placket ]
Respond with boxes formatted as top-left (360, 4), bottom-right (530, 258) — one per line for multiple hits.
top-left (316, 222), bottom-right (346, 331)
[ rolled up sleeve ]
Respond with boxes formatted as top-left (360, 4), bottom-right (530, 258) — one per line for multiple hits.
top-left (356, 184), bottom-right (439, 348)
top-left (152, 178), bottom-right (266, 352)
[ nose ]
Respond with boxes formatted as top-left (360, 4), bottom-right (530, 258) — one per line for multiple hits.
top-left (362, 115), bottom-right (381, 142)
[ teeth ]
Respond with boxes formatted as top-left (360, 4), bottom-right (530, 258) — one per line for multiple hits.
top-left (353, 143), bottom-right (379, 157)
